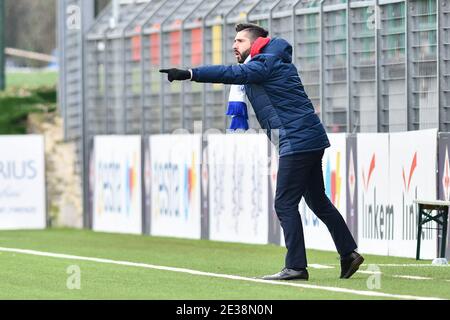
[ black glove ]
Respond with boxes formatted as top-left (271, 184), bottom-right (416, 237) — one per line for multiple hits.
top-left (159, 68), bottom-right (191, 82)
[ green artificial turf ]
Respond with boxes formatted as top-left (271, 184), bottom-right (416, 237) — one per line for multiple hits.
top-left (0, 229), bottom-right (448, 300)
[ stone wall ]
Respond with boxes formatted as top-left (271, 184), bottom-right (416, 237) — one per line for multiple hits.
top-left (27, 112), bottom-right (83, 228)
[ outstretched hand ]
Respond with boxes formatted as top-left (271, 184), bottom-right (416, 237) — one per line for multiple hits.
top-left (159, 68), bottom-right (191, 82)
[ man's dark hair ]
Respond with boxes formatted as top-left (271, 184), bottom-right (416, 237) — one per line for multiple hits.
top-left (235, 23), bottom-right (269, 41)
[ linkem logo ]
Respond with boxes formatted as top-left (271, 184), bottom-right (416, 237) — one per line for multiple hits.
top-left (362, 153), bottom-right (376, 193)
top-left (401, 152), bottom-right (417, 193)
top-left (361, 153), bottom-right (394, 240)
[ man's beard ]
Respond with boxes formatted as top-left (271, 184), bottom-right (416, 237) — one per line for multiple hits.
top-left (236, 48), bottom-right (250, 64)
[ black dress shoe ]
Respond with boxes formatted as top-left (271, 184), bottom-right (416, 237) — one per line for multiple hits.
top-left (261, 268), bottom-right (309, 281)
top-left (340, 251), bottom-right (364, 279)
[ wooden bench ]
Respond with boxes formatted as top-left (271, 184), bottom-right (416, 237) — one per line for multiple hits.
top-left (414, 200), bottom-right (449, 260)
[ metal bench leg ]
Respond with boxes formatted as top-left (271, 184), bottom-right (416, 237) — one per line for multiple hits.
top-left (416, 205), bottom-right (423, 260)
top-left (441, 210), bottom-right (448, 259)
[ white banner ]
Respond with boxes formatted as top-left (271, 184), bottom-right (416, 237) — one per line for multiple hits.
top-left (389, 129), bottom-right (437, 258)
top-left (93, 136), bottom-right (142, 234)
top-left (150, 135), bottom-right (201, 239)
top-left (357, 133), bottom-right (391, 255)
top-left (208, 134), bottom-right (269, 244)
top-left (0, 135), bottom-right (46, 230)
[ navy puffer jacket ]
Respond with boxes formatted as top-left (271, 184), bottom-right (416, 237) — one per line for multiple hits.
top-left (191, 37), bottom-right (330, 157)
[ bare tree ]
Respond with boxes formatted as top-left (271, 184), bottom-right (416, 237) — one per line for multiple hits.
top-left (5, 0), bottom-right (56, 67)
top-left (4, 0), bottom-right (110, 67)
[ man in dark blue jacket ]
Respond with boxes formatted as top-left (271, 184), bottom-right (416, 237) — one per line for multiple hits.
top-left (160, 23), bottom-right (364, 281)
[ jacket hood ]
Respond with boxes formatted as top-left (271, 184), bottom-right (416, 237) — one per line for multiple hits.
top-left (261, 37), bottom-right (292, 63)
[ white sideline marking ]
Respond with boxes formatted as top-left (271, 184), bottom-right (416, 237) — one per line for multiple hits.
top-left (392, 275), bottom-right (433, 280)
top-left (357, 270), bottom-right (434, 281)
top-left (0, 247), bottom-right (444, 301)
top-left (358, 271), bottom-right (435, 281)
top-left (375, 264), bottom-right (449, 267)
top-left (357, 270), bottom-right (382, 275)
top-left (309, 264), bottom-right (334, 269)
top-left (332, 263), bottom-right (448, 267)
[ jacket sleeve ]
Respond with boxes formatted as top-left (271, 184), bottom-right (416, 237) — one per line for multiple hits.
top-left (191, 55), bottom-right (275, 85)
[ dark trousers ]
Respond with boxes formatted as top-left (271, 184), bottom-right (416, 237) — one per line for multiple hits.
top-left (275, 149), bottom-right (357, 269)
